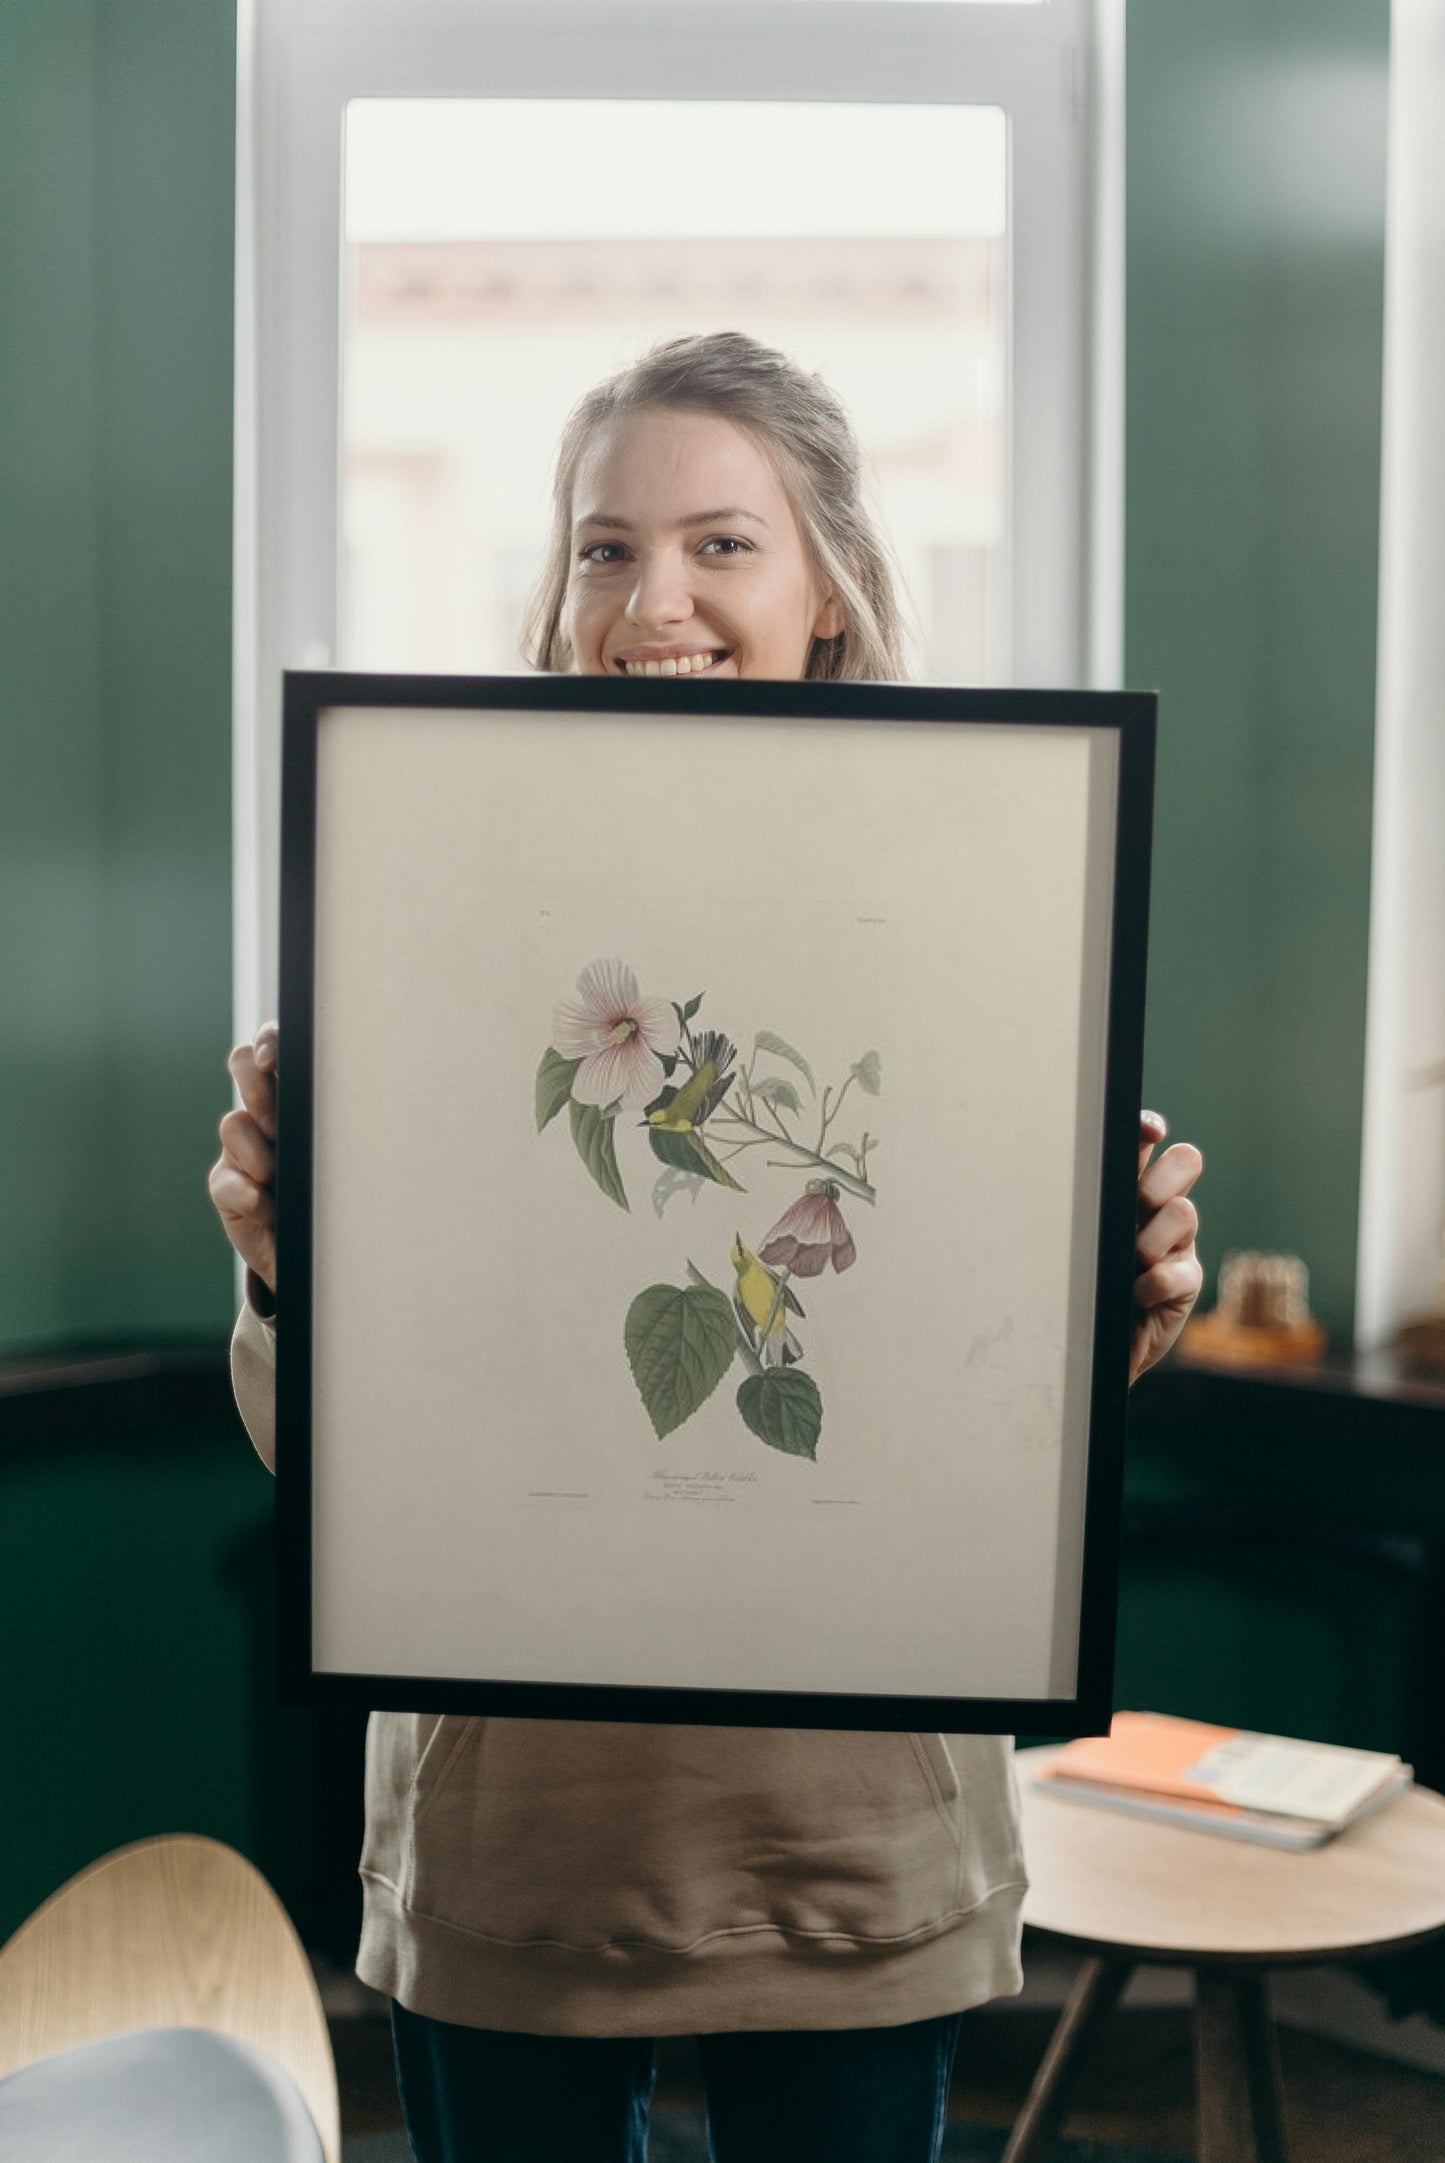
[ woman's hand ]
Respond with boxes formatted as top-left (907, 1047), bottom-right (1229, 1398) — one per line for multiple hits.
top-left (1131, 1111), bottom-right (1203, 1384)
top-left (208, 1021), bottom-right (279, 1296)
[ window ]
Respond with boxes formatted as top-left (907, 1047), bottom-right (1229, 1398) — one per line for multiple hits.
top-left (340, 99), bottom-right (1008, 682)
top-left (237, 0), bottom-right (1118, 1024)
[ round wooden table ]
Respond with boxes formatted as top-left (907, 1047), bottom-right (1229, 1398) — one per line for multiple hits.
top-left (1007, 1745), bottom-right (1445, 2163)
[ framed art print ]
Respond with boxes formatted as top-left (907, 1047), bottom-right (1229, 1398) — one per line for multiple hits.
top-left (276, 673), bottom-right (1155, 1734)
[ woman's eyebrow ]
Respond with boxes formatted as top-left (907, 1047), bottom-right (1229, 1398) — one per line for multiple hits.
top-left (678, 507), bottom-right (771, 531)
top-left (573, 507), bottom-right (771, 534)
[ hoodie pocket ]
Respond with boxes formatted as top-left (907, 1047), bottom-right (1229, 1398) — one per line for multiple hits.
top-left (412, 1716), bottom-right (476, 1822)
top-left (400, 1720), bottom-right (978, 1951)
top-left (360, 1710), bottom-right (471, 1896)
top-left (403, 1715), bottom-right (482, 1896)
top-left (908, 1732), bottom-right (962, 1835)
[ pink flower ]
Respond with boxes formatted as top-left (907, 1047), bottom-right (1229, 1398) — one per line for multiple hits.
top-left (759, 1180), bottom-right (857, 1278)
top-left (552, 959), bottom-right (681, 1110)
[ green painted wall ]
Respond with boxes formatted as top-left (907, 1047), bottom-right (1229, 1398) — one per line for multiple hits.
top-left (1128, 0), bottom-right (1390, 1341)
top-left (0, 1394), bottom-right (273, 1943)
top-left (0, 1383), bottom-right (367, 1957)
top-left (1, 4), bottom-right (109, 1341)
top-left (1118, 1408), bottom-right (1441, 1761)
top-left (1, 1), bottom-right (1389, 1353)
top-left (0, 0), bottom-right (236, 1352)
top-left (0, 0), bottom-right (1406, 1956)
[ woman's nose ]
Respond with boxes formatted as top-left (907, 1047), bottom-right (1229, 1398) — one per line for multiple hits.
top-left (625, 548), bottom-right (693, 630)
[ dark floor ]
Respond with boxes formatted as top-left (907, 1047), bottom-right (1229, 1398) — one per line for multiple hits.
top-left (332, 2001), bottom-right (1445, 2162)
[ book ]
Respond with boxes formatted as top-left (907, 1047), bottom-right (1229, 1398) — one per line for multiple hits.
top-left (1034, 1712), bottom-right (1411, 1850)
top-left (1038, 1763), bottom-right (1413, 1850)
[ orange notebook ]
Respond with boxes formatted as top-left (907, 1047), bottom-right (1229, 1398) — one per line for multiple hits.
top-left (1043, 1711), bottom-right (1403, 1827)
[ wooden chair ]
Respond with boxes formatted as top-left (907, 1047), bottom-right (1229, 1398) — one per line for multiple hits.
top-left (1006, 1746), bottom-right (1445, 2163)
top-left (0, 1833), bottom-right (340, 2162)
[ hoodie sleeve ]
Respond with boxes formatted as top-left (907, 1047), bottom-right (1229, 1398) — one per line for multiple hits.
top-left (231, 1272), bottom-right (278, 1474)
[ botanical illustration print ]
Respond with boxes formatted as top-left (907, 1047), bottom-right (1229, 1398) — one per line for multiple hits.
top-left (535, 959), bottom-right (881, 1462)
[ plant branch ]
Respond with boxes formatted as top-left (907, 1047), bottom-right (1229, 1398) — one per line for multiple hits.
top-left (816, 1069), bottom-right (857, 1153)
top-left (706, 1108), bottom-right (876, 1203)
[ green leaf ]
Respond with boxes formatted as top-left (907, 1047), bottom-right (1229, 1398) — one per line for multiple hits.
top-left (536, 1047), bottom-right (581, 1131)
top-left (736, 1369), bottom-right (823, 1460)
top-left (754, 1031), bottom-right (815, 1096)
top-left (647, 1124), bottom-right (743, 1189)
top-left (751, 1074), bottom-right (802, 1117)
top-left (569, 1100), bottom-right (629, 1210)
top-left (625, 1283), bottom-right (738, 1439)
top-left (850, 1050), bottom-right (883, 1097)
top-left (682, 992), bottom-right (704, 1021)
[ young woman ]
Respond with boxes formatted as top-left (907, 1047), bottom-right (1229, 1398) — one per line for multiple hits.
top-left (211, 332), bottom-right (1204, 2163)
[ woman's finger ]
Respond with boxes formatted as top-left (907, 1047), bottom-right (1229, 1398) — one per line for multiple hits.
top-left (1135, 1192), bottom-right (1199, 1270)
top-left (227, 1040), bottom-right (277, 1138)
top-left (208, 1159), bottom-right (267, 1221)
top-left (207, 1159), bottom-right (277, 1287)
top-left (218, 1108), bottom-right (274, 1186)
top-left (213, 1024), bottom-right (281, 1297)
top-left (1138, 1140), bottom-right (1204, 1218)
top-left (1134, 1251), bottom-right (1204, 1312)
top-left (1138, 1109), bottom-right (1168, 1180)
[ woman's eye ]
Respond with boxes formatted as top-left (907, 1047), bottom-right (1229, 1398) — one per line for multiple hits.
top-left (700, 536), bottom-right (751, 558)
top-left (579, 541), bottom-right (627, 565)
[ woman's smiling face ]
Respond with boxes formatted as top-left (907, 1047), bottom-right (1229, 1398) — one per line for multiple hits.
top-left (563, 407), bottom-right (842, 680)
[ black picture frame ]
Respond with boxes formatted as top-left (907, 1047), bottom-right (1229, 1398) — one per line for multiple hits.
top-left (276, 670), bottom-right (1155, 1735)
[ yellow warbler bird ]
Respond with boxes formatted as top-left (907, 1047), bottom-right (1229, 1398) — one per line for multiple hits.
top-left (646, 1030), bottom-right (736, 1133)
top-left (647, 1062), bottom-right (717, 1133)
top-left (730, 1235), bottom-right (804, 1367)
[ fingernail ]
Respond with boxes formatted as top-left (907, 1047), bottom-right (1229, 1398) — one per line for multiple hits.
top-left (1142, 1109), bottom-right (1167, 1135)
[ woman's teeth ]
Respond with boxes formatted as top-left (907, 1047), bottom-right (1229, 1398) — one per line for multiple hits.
top-left (621, 651), bottom-right (726, 677)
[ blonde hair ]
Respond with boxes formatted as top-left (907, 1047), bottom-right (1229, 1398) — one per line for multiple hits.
top-left (522, 331), bottom-right (914, 682)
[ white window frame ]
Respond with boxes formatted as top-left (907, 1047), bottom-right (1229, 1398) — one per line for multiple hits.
top-left (234, 0), bottom-right (1122, 1029)
top-left (1355, 1), bottom-right (1445, 1351)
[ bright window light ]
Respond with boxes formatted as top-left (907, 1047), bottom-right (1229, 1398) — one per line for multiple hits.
top-left (345, 100), bottom-right (1007, 243)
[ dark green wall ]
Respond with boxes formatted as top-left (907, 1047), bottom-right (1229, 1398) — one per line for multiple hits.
top-left (0, 0), bottom-right (236, 1352)
top-left (1, 1), bottom-right (1389, 1353)
top-left (1119, 1400), bottom-right (1441, 1762)
top-left (0, 1389), bottom-right (272, 1942)
top-left (1, 4), bottom-right (109, 1341)
top-left (0, 1379), bottom-right (367, 1955)
top-left (0, 0), bottom-right (1406, 1957)
top-left (1128, 0), bottom-right (1390, 1341)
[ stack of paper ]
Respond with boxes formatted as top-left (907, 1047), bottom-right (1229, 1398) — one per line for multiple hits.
top-left (1035, 1712), bottom-right (1411, 1850)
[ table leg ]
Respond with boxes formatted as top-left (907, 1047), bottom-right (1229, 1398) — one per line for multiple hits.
top-left (1239, 1972), bottom-right (1289, 2163)
top-left (1000, 1955), bottom-right (1131, 2163)
top-left (1195, 1968), bottom-right (1289, 2163)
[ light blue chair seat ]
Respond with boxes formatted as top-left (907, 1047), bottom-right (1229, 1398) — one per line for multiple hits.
top-left (0, 2025), bottom-right (325, 2162)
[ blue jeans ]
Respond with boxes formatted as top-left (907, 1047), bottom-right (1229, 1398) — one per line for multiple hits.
top-left (390, 2000), bottom-right (965, 2163)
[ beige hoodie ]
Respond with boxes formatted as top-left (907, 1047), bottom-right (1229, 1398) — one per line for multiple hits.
top-left (233, 1296), bottom-right (1027, 2035)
